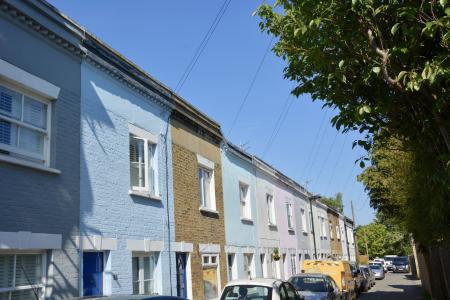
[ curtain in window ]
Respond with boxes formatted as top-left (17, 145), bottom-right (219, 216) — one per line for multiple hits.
top-left (130, 136), bottom-right (146, 189)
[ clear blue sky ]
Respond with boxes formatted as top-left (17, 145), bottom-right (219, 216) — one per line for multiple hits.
top-left (48, 0), bottom-right (375, 225)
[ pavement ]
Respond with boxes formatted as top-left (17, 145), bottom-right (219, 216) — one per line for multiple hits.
top-left (358, 272), bottom-right (424, 300)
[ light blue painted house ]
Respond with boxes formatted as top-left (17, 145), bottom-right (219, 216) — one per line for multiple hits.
top-left (221, 142), bottom-right (262, 280)
top-left (78, 32), bottom-right (176, 297)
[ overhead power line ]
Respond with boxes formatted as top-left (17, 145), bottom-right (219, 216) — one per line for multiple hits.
top-left (325, 133), bottom-right (348, 193)
top-left (228, 36), bottom-right (274, 135)
top-left (174, 0), bottom-right (232, 93)
top-left (261, 91), bottom-right (296, 158)
top-left (314, 130), bottom-right (339, 184)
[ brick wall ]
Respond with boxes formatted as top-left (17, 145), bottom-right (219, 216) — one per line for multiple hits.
top-left (171, 121), bottom-right (227, 300)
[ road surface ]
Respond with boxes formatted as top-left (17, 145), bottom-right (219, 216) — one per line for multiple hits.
top-left (358, 272), bottom-right (423, 300)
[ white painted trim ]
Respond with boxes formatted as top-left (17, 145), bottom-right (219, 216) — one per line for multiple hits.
top-left (196, 154), bottom-right (215, 170)
top-left (127, 239), bottom-right (164, 252)
top-left (171, 242), bottom-right (193, 253)
top-left (186, 253), bottom-right (193, 300)
top-left (199, 243), bottom-right (221, 254)
top-left (76, 235), bottom-right (117, 251)
top-left (0, 155), bottom-right (61, 174)
top-left (0, 231), bottom-right (61, 250)
top-left (199, 206), bottom-right (219, 215)
top-left (128, 190), bottom-right (162, 200)
top-left (225, 245), bottom-right (239, 253)
top-left (0, 59), bottom-right (60, 99)
top-left (128, 123), bottom-right (158, 143)
top-left (241, 246), bottom-right (256, 254)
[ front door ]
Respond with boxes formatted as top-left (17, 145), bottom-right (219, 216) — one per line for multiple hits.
top-left (176, 253), bottom-right (187, 298)
top-left (83, 252), bottom-right (104, 297)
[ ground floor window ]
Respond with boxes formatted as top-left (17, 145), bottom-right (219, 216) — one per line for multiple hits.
top-left (243, 254), bottom-right (255, 279)
top-left (260, 254), bottom-right (267, 278)
top-left (202, 254), bottom-right (220, 300)
top-left (290, 254), bottom-right (297, 275)
top-left (227, 254), bottom-right (236, 281)
top-left (0, 253), bottom-right (44, 300)
top-left (132, 253), bottom-right (158, 295)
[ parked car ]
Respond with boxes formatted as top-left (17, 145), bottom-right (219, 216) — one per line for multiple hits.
top-left (289, 273), bottom-right (341, 300)
top-left (83, 296), bottom-right (188, 300)
top-left (359, 265), bottom-right (375, 292)
top-left (302, 260), bottom-right (357, 300)
top-left (392, 256), bottom-right (410, 273)
top-left (349, 262), bottom-right (366, 295)
top-left (373, 258), bottom-right (387, 272)
top-left (369, 264), bottom-right (385, 280)
top-left (220, 278), bottom-right (301, 300)
top-left (384, 255), bottom-right (398, 271)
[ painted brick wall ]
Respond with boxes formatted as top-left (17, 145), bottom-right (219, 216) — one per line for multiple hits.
top-left (0, 10), bottom-right (81, 299)
top-left (171, 120), bottom-right (227, 300)
top-left (80, 62), bottom-right (176, 296)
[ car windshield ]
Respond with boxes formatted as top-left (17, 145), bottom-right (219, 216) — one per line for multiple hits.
top-left (290, 276), bottom-right (328, 292)
top-left (221, 285), bottom-right (272, 300)
top-left (393, 258), bottom-right (408, 265)
top-left (369, 265), bottom-right (381, 270)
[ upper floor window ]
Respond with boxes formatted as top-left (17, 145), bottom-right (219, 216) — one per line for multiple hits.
top-left (329, 222), bottom-right (334, 239)
top-left (129, 124), bottom-right (158, 196)
top-left (266, 194), bottom-right (276, 226)
top-left (197, 154), bottom-right (217, 212)
top-left (321, 217), bottom-right (327, 238)
top-left (336, 225), bottom-right (341, 240)
top-left (0, 84), bottom-right (51, 165)
top-left (239, 182), bottom-right (251, 219)
top-left (300, 209), bottom-right (308, 233)
top-left (286, 203), bottom-right (294, 230)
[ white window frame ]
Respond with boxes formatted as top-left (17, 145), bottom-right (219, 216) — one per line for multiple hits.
top-left (239, 182), bottom-right (251, 220)
top-left (329, 222), bottom-right (334, 239)
top-left (243, 253), bottom-right (255, 279)
top-left (0, 81), bottom-right (52, 167)
top-left (260, 253), bottom-right (267, 278)
top-left (286, 203), bottom-right (294, 230)
top-left (129, 124), bottom-right (159, 196)
top-left (322, 217), bottom-right (327, 238)
top-left (226, 253), bottom-right (237, 281)
top-left (300, 209), bottom-right (307, 233)
top-left (266, 194), bottom-right (276, 226)
top-left (336, 225), bottom-right (341, 240)
top-left (198, 166), bottom-right (216, 211)
top-left (290, 254), bottom-right (297, 276)
top-left (132, 252), bottom-right (158, 295)
top-left (0, 251), bottom-right (47, 300)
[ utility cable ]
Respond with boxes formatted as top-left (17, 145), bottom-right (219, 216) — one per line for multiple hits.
top-left (325, 133), bottom-right (348, 193)
top-left (303, 110), bottom-right (331, 182)
top-left (174, 0), bottom-right (232, 93)
top-left (228, 36), bottom-right (274, 135)
top-left (261, 91), bottom-right (296, 158)
top-left (314, 130), bottom-right (339, 185)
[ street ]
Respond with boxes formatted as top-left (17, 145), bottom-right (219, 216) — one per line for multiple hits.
top-left (358, 272), bottom-right (424, 300)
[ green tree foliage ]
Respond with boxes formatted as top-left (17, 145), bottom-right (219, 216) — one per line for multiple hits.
top-left (257, 0), bottom-right (450, 246)
top-left (321, 192), bottom-right (344, 213)
top-left (358, 137), bottom-right (450, 246)
top-left (356, 221), bottom-right (411, 257)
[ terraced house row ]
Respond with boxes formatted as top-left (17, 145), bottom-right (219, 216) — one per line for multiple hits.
top-left (0, 1), bottom-right (356, 300)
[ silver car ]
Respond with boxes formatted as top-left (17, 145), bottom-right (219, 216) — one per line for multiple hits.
top-left (369, 264), bottom-right (385, 280)
top-left (289, 273), bottom-right (341, 300)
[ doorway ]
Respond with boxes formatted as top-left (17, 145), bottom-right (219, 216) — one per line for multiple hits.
top-left (83, 252), bottom-right (104, 297)
top-left (176, 253), bottom-right (187, 298)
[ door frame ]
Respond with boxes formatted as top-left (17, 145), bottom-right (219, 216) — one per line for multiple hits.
top-left (82, 251), bottom-right (105, 297)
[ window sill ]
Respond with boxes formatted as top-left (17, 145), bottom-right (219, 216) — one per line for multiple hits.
top-left (0, 155), bottom-right (60, 174)
top-left (129, 190), bottom-right (162, 201)
top-left (240, 217), bottom-right (254, 224)
top-left (268, 223), bottom-right (277, 230)
top-left (199, 206), bottom-right (219, 215)
top-left (302, 230), bottom-right (308, 235)
top-left (288, 228), bottom-right (295, 233)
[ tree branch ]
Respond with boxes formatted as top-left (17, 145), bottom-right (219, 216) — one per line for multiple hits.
top-left (367, 29), bottom-right (403, 91)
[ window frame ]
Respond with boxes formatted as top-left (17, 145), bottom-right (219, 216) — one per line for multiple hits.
top-left (239, 182), bottom-right (252, 220)
top-left (128, 124), bottom-right (159, 196)
top-left (243, 253), bottom-right (255, 279)
top-left (300, 208), bottom-right (308, 233)
top-left (132, 252), bottom-right (158, 295)
top-left (336, 225), bottom-right (341, 240)
top-left (286, 203), bottom-right (294, 230)
top-left (0, 251), bottom-right (46, 299)
top-left (0, 82), bottom-right (52, 167)
top-left (329, 222), bottom-right (334, 240)
top-left (198, 166), bottom-right (216, 211)
top-left (290, 254), bottom-right (297, 275)
top-left (266, 193), bottom-right (276, 226)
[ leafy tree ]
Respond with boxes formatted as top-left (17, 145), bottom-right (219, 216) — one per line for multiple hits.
top-left (321, 192), bottom-right (344, 213)
top-left (256, 0), bottom-right (450, 245)
top-left (356, 223), bottom-right (389, 257)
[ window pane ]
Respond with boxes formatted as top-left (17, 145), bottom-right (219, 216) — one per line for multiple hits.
top-left (11, 289), bottom-right (40, 300)
top-left (0, 120), bottom-right (18, 147)
top-left (130, 137), bottom-right (146, 189)
top-left (132, 257), bottom-right (139, 294)
top-left (23, 97), bottom-right (47, 129)
top-left (198, 168), bottom-right (204, 206)
top-left (143, 257), bottom-right (150, 281)
top-left (0, 292), bottom-right (9, 300)
top-left (148, 144), bottom-right (156, 194)
top-left (0, 85), bottom-right (21, 120)
top-left (15, 254), bottom-right (42, 286)
top-left (0, 255), bottom-right (14, 288)
top-left (204, 170), bottom-right (211, 208)
top-left (19, 127), bottom-right (45, 155)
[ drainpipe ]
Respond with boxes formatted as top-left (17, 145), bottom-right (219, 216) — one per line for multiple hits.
top-left (164, 112), bottom-right (173, 295)
top-left (309, 195), bottom-right (320, 259)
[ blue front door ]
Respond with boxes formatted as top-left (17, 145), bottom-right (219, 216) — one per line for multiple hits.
top-left (83, 252), bottom-right (104, 297)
